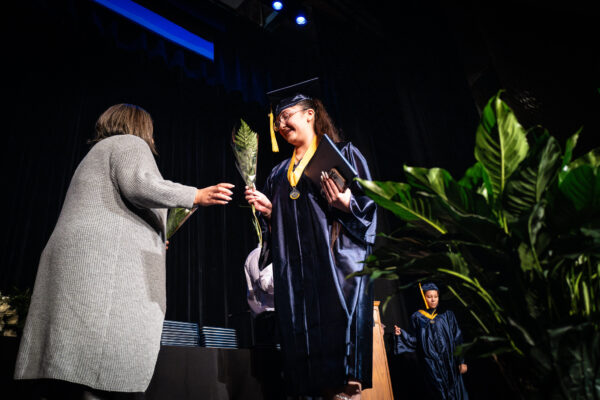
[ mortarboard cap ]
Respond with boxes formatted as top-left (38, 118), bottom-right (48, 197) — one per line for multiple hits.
top-left (265, 77), bottom-right (321, 152)
top-left (421, 282), bottom-right (439, 292)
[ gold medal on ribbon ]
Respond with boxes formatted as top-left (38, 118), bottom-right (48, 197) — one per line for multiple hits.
top-left (287, 135), bottom-right (318, 200)
top-left (290, 187), bottom-right (301, 199)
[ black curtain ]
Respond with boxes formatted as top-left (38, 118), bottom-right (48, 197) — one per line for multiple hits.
top-left (1, 0), bottom-right (285, 327)
top-left (5, 1), bottom-right (597, 398)
top-left (7, 0), bottom-right (594, 335)
top-left (0, 0), bottom-right (487, 332)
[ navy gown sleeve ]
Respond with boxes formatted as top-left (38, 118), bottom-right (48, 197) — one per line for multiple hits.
top-left (449, 310), bottom-right (465, 365)
top-left (336, 143), bottom-right (377, 245)
top-left (394, 313), bottom-right (419, 355)
top-left (394, 330), bottom-right (417, 355)
top-left (256, 162), bottom-right (280, 271)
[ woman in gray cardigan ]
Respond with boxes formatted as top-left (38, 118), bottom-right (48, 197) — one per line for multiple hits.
top-left (14, 104), bottom-right (233, 399)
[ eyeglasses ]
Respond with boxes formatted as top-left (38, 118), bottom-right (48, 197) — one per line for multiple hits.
top-left (273, 108), bottom-right (307, 131)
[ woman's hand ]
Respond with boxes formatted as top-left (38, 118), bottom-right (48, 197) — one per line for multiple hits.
top-left (195, 183), bottom-right (234, 206)
top-left (321, 173), bottom-right (351, 213)
top-left (166, 240), bottom-right (170, 250)
top-left (245, 187), bottom-right (273, 219)
top-left (459, 363), bottom-right (468, 374)
top-left (394, 325), bottom-right (402, 336)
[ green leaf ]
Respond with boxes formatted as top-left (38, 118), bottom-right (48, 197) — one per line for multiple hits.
top-left (503, 132), bottom-right (563, 222)
top-left (474, 92), bottom-right (529, 200)
top-left (357, 179), bottom-right (448, 234)
top-left (231, 119), bottom-right (261, 246)
top-left (404, 165), bottom-right (492, 217)
top-left (455, 336), bottom-right (515, 358)
top-left (561, 129), bottom-right (580, 168)
top-left (547, 323), bottom-right (600, 399)
top-left (568, 147), bottom-right (600, 170)
top-left (458, 162), bottom-right (494, 204)
top-left (166, 207), bottom-right (196, 239)
top-left (559, 165), bottom-right (600, 211)
top-left (518, 242), bottom-right (537, 273)
top-left (507, 317), bottom-right (536, 347)
top-left (232, 119), bottom-right (259, 188)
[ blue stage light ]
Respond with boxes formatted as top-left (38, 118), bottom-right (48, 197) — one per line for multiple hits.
top-left (93, 0), bottom-right (214, 61)
top-left (272, 1), bottom-right (283, 11)
top-left (295, 14), bottom-right (307, 25)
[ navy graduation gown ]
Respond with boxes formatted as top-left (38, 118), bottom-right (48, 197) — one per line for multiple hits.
top-left (261, 142), bottom-right (377, 395)
top-left (395, 310), bottom-right (468, 399)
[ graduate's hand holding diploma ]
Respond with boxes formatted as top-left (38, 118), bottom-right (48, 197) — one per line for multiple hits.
top-left (320, 172), bottom-right (351, 213)
top-left (245, 187), bottom-right (273, 219)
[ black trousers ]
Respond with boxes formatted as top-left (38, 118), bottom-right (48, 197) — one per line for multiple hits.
top-left (253, 311), bottom-right (279, 348)
top-left (25, 379), bottom-right (145, 400)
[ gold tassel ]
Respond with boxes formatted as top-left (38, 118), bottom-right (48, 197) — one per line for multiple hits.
top-left (269, 108), bottom-right (279, 152)
top-left (419, 282), bottom-right (429, 309)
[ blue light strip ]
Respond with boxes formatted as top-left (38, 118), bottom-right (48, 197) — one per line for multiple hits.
top-left (93, 0), bottom-right (214, 61)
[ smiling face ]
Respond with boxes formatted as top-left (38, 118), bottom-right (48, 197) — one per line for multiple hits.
top-left (276, 105), bottom-right (315, 147)
top-left (424, 290), bottom-right (439, 309)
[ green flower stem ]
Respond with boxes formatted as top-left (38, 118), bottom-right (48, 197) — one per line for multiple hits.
top-left (251, 203), bottom-right (262, 248)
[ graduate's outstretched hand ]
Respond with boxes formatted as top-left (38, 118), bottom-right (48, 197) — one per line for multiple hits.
top-left (195, 183), bottom-right (234, 206)
top-left (459, 363), bottom-right (468, 374)
top-left (394, 325), bottom-right (401, 336)
top-left (321, 173), bottom-right (351, 213)
top-left (245, 187), bottom-right (272, 219)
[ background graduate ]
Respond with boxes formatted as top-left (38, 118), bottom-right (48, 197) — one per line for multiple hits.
top-left (394, 282), bottom-right (468, 399)
top-left (245, 78), bottom-right (377, 399)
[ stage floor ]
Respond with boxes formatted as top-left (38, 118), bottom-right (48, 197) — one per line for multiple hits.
top-left (1, 337), bottom-right (285, 400)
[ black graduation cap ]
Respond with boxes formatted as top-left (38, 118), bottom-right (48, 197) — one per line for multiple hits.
top-left (266, 77), bottom-right (321, 152)
top-left (421, 282), bottom-right (439, 292)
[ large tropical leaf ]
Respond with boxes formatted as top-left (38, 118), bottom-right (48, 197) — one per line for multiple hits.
top-left (568, 147), bottom-right (600, 170)
top-left (561, 130), bottom-right (580, 169)
top-left (559, 165), bottom-right (600, 212)
top-left (404, 165), bottom-right (492, 218)
top-left (458, 162), bottom-right (494, 205)
top-left (503, 131), bottom-right (563, 222)
top-left (456, 336), bottom-right (515, 358)
top-left (357, 179), bottom-right (448, 234)
top-left (546, 323), bottom-right (600, 399)
top-left (474, 92), bottom-right (529, 200)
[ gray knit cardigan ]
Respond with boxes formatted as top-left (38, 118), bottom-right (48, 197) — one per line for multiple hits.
top-left (14, 134), bottom-right (197, 392)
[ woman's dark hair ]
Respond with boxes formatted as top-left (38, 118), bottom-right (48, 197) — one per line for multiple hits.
top-left (89, 104), bottom-right (157, 154)
top-left (297, 99), bottom-right (342, 143)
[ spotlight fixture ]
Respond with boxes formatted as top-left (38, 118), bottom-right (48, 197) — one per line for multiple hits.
top-left (295, 13), bottom-right (307, 25)
top-left (271, 1), bottom-right (283, 11)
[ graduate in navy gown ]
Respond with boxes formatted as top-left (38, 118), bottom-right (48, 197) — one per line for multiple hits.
top-left (245, 78), bottom-right (377, 398)
top-left (394, 282), bottom-right (468, 399)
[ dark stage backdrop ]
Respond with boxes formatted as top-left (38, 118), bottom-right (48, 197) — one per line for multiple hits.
top-left (0, 0), bottom-right (483, 332)
top-left (2, 1), bottom-right (597, 399)
top-left (2, 0), bottom-right (596, 357)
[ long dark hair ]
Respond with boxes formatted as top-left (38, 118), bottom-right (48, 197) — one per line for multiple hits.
top-left (297, 99), bottom-right (342, 143)
top-left (89, 103), bottom-right (157, 154)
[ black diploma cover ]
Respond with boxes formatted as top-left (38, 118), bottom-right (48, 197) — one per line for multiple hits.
top-left (303, 134), bottom-right (358, 191)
